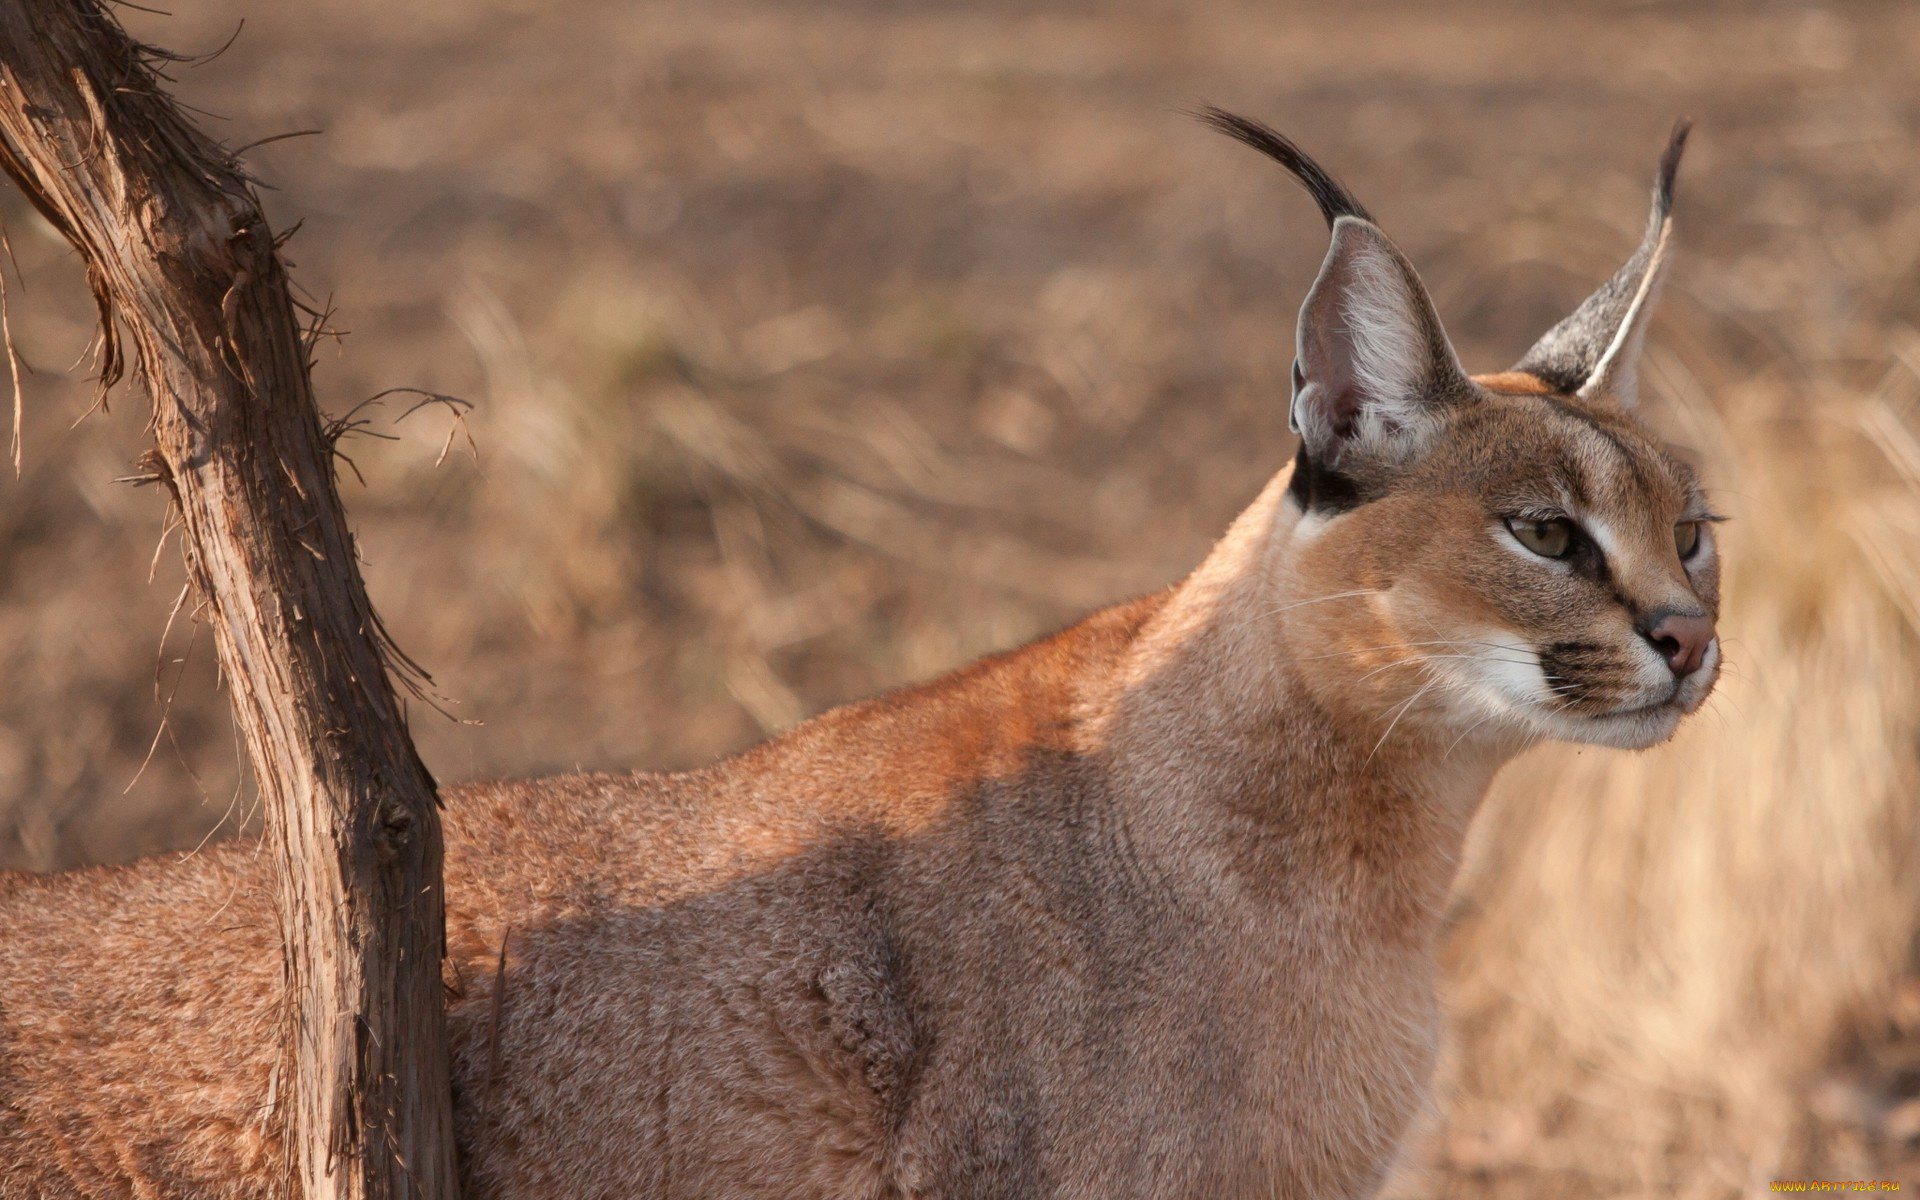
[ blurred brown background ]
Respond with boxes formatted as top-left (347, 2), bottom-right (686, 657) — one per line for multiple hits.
top-left (3, 0), bottom-right (1919, 1193)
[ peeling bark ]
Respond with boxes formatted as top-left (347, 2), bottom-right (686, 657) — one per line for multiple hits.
top-left (0, 4), bottom-right (459, 1197)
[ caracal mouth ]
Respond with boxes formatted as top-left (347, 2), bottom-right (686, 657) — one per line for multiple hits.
top-left (1457, 637), bottom-right (1720, 751)
top-left (1575, 663), bottom-right (1718, 748)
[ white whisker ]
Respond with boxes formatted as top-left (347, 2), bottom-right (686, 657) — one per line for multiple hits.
top-left (1257, 589), bottom-right (1389, 619)
top-left (1365, 680), bottom-right (1440, 766)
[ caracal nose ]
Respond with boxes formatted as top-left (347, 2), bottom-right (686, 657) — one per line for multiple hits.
top-left (1640, 610), bottom-right (1715, 676)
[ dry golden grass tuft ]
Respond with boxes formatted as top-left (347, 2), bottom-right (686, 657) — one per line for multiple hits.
top-left (2, 0), bottom-right (1918, 1192)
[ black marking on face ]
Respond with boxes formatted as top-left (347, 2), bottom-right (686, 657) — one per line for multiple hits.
top-left (1538, 641), bottom-right (1629, 710)
top-left (1286, 444), bottom-right (1370, 515)
top-left (1563, 525), bottom-right (1615, 591)
top-left (1550, 517), bottom-right (1654, 624)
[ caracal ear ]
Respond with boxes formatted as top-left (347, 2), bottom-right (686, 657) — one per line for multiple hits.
top-left (1514, 119), bottom-right (1691, 408)
top-left (1198, 106), bottom-right (1472, 469)
top-left (1291, 216), bottom-right (1472, 467)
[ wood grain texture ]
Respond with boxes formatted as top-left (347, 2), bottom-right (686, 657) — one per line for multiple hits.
top-left (0, 5), bottom-right (457, 1198)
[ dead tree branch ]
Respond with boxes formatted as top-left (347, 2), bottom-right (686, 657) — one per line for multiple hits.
top-left (0, 4), bottom-right (458, 1197)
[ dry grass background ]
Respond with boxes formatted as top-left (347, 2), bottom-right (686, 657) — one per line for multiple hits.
top-left (1, 0), bottom-right (1917, 1192)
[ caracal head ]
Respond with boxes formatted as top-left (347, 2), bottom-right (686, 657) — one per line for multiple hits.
top-left (1207, 109), bottom-right (1718, 752)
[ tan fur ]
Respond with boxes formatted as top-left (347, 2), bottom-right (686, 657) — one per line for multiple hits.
top-left (0, 459), bottom-right (1716, 1197)
top-left (0, 132), bottom-right (1719, 1198)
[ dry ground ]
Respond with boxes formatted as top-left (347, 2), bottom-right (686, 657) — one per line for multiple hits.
top-left (3, 0), bottom-right (1919, 1193)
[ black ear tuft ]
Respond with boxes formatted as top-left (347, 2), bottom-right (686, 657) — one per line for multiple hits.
top-left (1655, 118), bottom-right (1691, 221)
top-left (1511, 119), bottom-right (1692, 405)
top-left (1194, 106), bottom-right (1374, 229)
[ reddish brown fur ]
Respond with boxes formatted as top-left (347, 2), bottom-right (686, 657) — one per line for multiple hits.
top-left (1470, 370), bottom-right (1558, 396)
top-left (0, 482), bottom-right (1500, 1198)
top-left (1, 438), bottom-right (1714, 1196)
top-left (0, 126), bottom-right (1718, 1198)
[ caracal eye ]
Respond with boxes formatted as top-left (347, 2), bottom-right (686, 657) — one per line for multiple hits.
top-left (1675, 520), bottom-right (1701, 559)
top-left (1506, 516), bottom-right (1574, 558)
